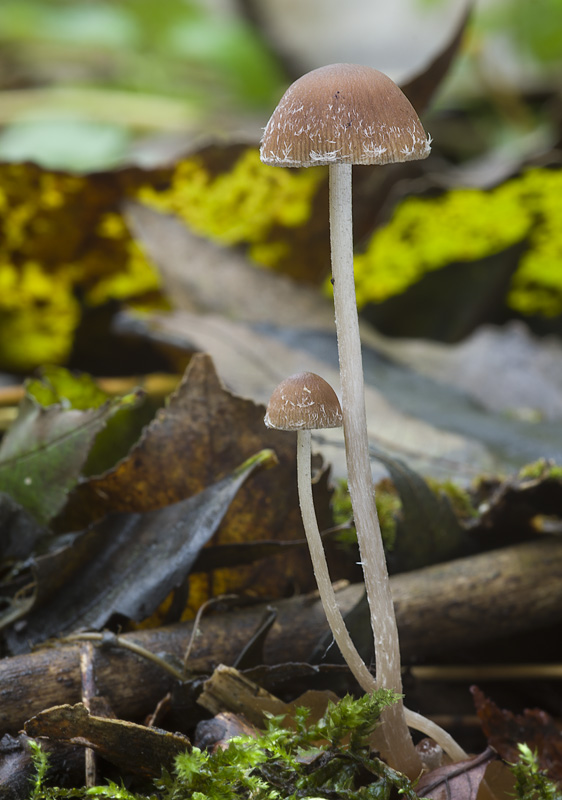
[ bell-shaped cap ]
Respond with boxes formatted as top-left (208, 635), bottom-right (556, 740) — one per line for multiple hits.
top-left (260, 63), bottom-right (430, 167)
top-left (265, 372), bottom-right (343, 431)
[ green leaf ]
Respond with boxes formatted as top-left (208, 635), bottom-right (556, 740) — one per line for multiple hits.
top-left (0, 391), bottom-right (141, 525)
top-left (26, 366), bottom-right (150, 477)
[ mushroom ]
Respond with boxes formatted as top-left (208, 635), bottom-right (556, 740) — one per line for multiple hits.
top-left (260, 65), bottom-right (465, 776)
top-left (265, 371), bottom-right (376, 694)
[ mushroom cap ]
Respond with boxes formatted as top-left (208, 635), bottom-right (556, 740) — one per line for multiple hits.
top-left (260, 63), bottom-right (430, 168)
top-left (265, 372), bottom-right (343, 431)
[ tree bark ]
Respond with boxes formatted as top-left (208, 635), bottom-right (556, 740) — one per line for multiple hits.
top-left (1, 537), bottom-right (561, 735)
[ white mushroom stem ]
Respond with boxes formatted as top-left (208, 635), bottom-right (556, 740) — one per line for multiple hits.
top-left (296, 429), bottom-right (377, 694)
top-left (329, 161), bottom-right (420, 777)
top-left (296, 427), bottom-right (468, 768)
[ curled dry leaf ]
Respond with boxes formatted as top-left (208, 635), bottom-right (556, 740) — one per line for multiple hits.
top-left (472, 685), bottom-right (562, 781)
top-left (415, 747), bottom-right (497, 800)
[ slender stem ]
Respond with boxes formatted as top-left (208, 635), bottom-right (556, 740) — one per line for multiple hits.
top-left (329, 162), bottom-right (420, 778)
top-left (296, 430), bottom-right (378, 694)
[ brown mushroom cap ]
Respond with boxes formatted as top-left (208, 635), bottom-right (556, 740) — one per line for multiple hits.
top-left (265, 372), bottom-right (343, 431)
top-left (260, 63), bottom-right (430, 168)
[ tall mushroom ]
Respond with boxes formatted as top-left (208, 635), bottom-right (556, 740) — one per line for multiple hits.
top-left (261, 64), bottom-right (433, 776)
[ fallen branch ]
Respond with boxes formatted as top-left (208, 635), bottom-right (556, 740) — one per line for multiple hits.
top-left (1, 537), bottom-right (561, 734)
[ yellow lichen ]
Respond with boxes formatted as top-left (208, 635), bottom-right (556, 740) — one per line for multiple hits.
top-left (350, 166), bottom-right (562, 316)
top-left (138, 148), bottom-right (323, 257)
top-left (0, 164), bottom-right (162, 370)
top-left (0, 260), bottom-right (80, 371)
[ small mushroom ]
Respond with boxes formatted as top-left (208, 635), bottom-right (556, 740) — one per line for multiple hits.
top-left (265, 372), bottom-right (376, 693)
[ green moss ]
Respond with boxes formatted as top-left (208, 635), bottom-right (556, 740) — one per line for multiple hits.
top-left (348, 166), bottom-right (562, 318)
top-left (518, 458), bottom-right (562, 481)
top-left (0, 261), bottom-right (81, 371)
top-left (510, 743), bottom-right (562, 800)
top-left (0, 163), bottom-right (162, 371)
top-left (28, 692), bottom-right (420, 800)
top-left (426, 478), bottom-right (478, 521)
top-left (332, 478), bottom-right (401, 550)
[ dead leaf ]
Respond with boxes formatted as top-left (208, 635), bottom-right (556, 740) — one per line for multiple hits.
top-left (468, 461), bottom-right (562, 548)
top-left (472, 686), bottom-right (562, 781)
top-left (363, 242), bottom-right (525, 343)
top-left (125, 201), bottom-right (334, 327)
top-left (401, 3), bottom-right (473, 115)
top-left (374, 450), bottom-right (474, 572)
top-left (24, 703), bottom-right (190, 778)
top-left (416, 747), bottom-right (496, 800)
top-left (379, 322), bottom-right (562, 422)
top-left (58, 354), bottom-right (330, 615)
top-left (5, 450), bottom-right (273, 653)
top-left (0, 492), bottom-right (46, 561)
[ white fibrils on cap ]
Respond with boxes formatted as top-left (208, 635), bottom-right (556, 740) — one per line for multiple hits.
top-left (265, 372), bottom-right (343, 431)
top-left (260, 63), bottom-right (431, 168)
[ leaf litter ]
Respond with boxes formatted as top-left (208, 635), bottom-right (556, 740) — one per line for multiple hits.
top-left (57, 353), bottom-right (332, 616)
top-left (4, 449), bottom-right (275, 654)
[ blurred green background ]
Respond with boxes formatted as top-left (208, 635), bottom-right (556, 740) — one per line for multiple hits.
top-left (0, 0), bottom-right (560, 170)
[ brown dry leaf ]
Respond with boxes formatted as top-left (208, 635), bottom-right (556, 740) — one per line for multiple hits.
top-left (58, 354), bottom-right (329, 614)
top-left (415, 747), bottom-right (497, 800)
top-left (24, 703), bottom-right (190, 778)
top-left (472, 686), bottom-right (562, 781)
top-left (5, 450), bottom-right (273, 653)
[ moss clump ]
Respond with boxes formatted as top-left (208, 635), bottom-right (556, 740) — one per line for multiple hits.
top-left (0, 163), bottom-right (161, 371)
top-left (510, 743), bottom-right (562, 800)
top-left (518, 458), bottom-right (562, 481)
top-left (332, 478), bottom-right (401, 551)
top-left (349, 166), bottom-right (562, 318)
top-left (426, 478), bottom-right (479, 521)
top-left (28, 692), bottom-right (422, 800)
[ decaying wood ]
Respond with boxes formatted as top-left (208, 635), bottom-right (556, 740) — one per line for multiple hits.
top-left (1, 537), bottom-right (561, 734)
top-left (198, 664), bottom-right (291, 727)
top-left (24, 703), bottom-right (191, 778)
